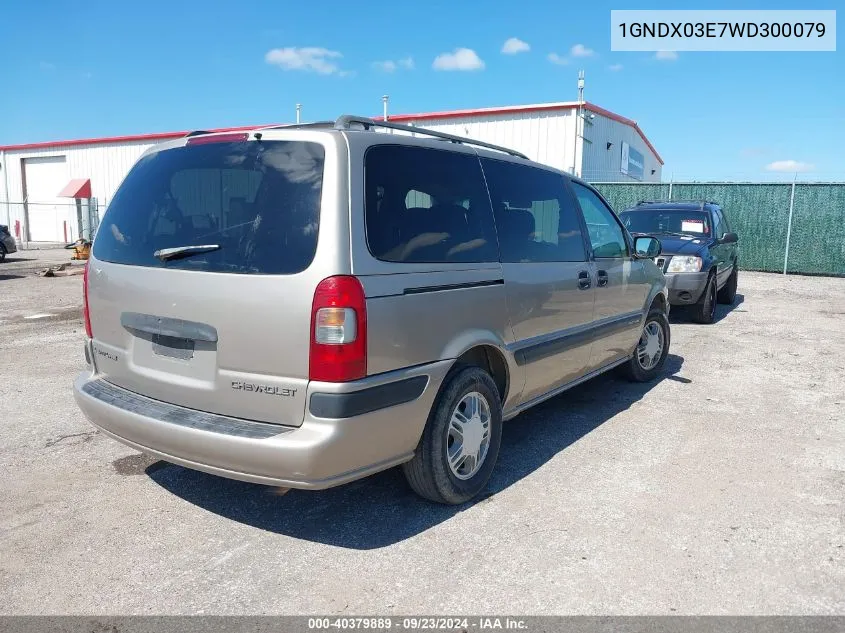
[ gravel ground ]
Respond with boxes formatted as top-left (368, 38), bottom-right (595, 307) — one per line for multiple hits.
top-left (0, 266), bottom-right (843, 615)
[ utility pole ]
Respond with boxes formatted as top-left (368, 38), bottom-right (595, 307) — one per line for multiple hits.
top-left (573, 70), bottom-right (585, 177)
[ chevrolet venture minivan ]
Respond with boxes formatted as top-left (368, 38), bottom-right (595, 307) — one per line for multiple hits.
top-left (74, 116), bottom-right (670, 504)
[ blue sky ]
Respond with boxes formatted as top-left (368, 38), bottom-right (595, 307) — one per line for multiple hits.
top-left (0, 0), bottom-right (842, 180)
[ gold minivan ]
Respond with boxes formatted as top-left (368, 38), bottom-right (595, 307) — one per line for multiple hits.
top-left (74, 116), bottom-right (669, 504)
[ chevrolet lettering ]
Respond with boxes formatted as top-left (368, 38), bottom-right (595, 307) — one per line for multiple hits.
top-left (231, 381), bottom-right (297, 398)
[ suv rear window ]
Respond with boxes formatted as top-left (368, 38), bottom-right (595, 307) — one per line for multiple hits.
top-left (93, 140), bottom-right (325, 274)
top-left (365, 145), bottom-right (498, 263)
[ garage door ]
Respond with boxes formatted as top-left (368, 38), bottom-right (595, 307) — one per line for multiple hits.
top-left (23, 156), bottom-right (73, 242)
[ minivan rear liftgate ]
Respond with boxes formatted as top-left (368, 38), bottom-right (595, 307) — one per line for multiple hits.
top-left (84, 134), bottom-right (331, 427)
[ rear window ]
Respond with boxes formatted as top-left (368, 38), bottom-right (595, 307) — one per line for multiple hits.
top-left (365, 145), bottom-right (498, 263)
top-left (480, 158), bottom-right (586, 263)
top-left (93, 140), bottom-right (325, 274)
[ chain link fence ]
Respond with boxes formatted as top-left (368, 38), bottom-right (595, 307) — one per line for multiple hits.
top-left (592, 181), bottom-right (845, 276)
top-left (2, 200), bottom-right (103, 249)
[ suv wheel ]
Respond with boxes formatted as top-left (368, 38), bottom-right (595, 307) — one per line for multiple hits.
top-left (402, 366), bottom-right (503, 505)
top-left (691, 273), bottom-right (717, 324)
top-left (718, 264), bottom-right (738, 304)
top-left (624, 308), bottom-right (670, 382)
top-left (0, 245), bottom-right (6, 262)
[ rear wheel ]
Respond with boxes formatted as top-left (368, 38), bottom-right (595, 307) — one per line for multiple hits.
top-left (691, 273), bottom-right (717, 324)
top-left (0, 245), bottom-right (6, 262)
top-left (402, 367), bottom-right (502, 505)
top-left (624, 308), bottom-right (670, 382)
top-left (718, 264), bottom-right (738, 304)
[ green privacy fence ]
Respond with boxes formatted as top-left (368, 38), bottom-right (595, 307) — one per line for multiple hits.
top-left (592, 182), bottom-right (845, 276)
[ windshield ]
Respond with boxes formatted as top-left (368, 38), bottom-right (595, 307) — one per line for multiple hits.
top-left (92, 140), bottom-right (325, 274)
top-left (618, 208), bottom-right (711, 237)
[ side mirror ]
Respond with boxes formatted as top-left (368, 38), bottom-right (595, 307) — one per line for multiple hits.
top-left (720, 232), bottom-right (739, 244)
top-left (633, 235), bottom-right (662, 259)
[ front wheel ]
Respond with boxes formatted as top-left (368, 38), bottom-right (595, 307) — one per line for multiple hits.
top-left (402, 367), bottom-right (503, 505)
top-left (691, 273), bottom-right (717, 324)
top-left (718, 264), bottom-right (738, 304)
top-left (624, 308), bottom-right (670, 382)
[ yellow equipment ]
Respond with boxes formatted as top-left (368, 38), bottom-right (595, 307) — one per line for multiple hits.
top-left (65, 239), bottom-right (92, 261)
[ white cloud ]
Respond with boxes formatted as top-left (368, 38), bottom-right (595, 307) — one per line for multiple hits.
top-left (570, 44), bottom-right (595, 57)
top-left (502, 37), bottom-right (530, 54)
top-left (654, 50), bottom-right (679, 61)
top-left (265, 47), bottom-right (344, 75)
top-left (547, 52), bottom-right (570, 66)
top-left (765, 160), bottom-right (815, 173)
top-left (608, 63), bottom-right (623, 71)
top-left (373, 57), bottom-right (414, 72)
top-left (432, 48), bottom-right (485, 71)
top-left (373, 60), bottom-right (397, 73)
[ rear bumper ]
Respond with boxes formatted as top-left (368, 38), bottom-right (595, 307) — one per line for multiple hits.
top-left (1, 234), bottom-right (16, 254)
top-left (74, 359), bottom-right (452, 489)
top-left (664, 271), bottom-right (709, 305)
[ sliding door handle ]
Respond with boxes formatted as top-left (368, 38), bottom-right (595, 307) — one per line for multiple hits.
top-left (597, 270), bottom-right (609, 287)
top-left (578, 270), bottom-right (592, 290)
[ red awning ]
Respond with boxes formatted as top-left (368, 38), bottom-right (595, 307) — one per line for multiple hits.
top-left (58, 178), bottom-right (92, 199)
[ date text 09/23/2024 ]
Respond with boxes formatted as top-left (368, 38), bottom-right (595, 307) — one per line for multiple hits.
top-left (308, 618), bottom-right (529, 631)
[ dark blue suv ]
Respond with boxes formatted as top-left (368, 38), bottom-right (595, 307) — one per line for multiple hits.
top-left (619, 201), bottom-right (739, 324)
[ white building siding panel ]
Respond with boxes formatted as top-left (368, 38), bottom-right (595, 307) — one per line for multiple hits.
top-left (400, 110), bottom-right (577, 173)
top-left (2, 139), bottom-right (163, 240)
top-left (580, 113), bottom-right (662, 183)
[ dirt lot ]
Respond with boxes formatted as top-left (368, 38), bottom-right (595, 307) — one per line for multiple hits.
top-left (0, 260), bottom-right (843, 615)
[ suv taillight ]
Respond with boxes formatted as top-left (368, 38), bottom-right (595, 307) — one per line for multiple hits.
top-left (309, 276), bottom-right (367, 382)
top-left (83, 261), bottom-right (92, 338)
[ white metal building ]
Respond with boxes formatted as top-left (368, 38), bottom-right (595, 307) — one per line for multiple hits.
top-left (377, 101), bottom-right (663, 184)
top-left (0, 101), bottom-right (662, 243)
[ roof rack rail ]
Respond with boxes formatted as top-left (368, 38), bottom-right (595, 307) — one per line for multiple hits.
top-left (258, 121), bottom-right (335, 131)
top-left (636, 199), bottom-right (715, 207)
top-left (333, 115), bottom-right (530, 160)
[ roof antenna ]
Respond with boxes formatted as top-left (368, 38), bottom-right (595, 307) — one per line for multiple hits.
top-left (383, 95), bottom-right (392, 134)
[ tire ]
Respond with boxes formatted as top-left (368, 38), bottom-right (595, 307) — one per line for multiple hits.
top-left (718, 264), bottom-right (738, 305)
top-left (691, 273), bottom-right (717, 324)
top-left (402, 366), bottom-right (503, 505)
top-left (0, 245), bottom-right (6, 262)
top-left (624, 308), bottom-right (671, 382)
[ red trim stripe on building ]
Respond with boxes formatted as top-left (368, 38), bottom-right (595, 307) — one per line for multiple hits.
top-left (0, 101), bottom-right (662, 164)
top-left (0, 124), bottom-right (276, 152)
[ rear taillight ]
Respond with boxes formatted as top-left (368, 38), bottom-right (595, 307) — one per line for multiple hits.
top-left (82, 261), bottom-right (93, 338)
top-left (309, 276), bottom-right (367, 382)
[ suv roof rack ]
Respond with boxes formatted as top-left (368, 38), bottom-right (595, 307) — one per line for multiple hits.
top-left (333, 115), bottom-right (530, 160)
top-left (636, 199), bottom-right (716, 208)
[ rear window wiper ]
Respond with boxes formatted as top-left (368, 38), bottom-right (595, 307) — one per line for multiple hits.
top-left (154, 244), bottom-right (221, 262)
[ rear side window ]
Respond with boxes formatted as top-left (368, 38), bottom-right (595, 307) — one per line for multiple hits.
top-left (93, 140), bottom-right (325, 274)
top-left (481, 158), bottom-right (586, 263)
top-left (365, 145), bottom-right (498, 263)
